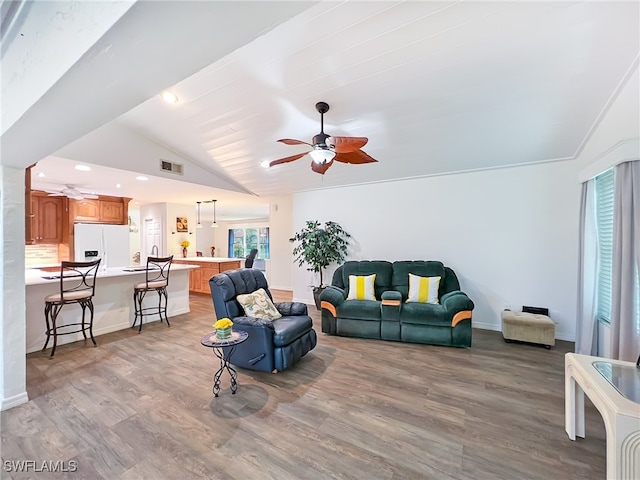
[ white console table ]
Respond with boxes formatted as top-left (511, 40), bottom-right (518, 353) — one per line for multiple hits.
top-left (565, 353), bottom-right (640, 479)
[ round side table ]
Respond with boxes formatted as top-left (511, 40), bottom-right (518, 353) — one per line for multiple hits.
top-left (200, 330), bottom-right (248, 397)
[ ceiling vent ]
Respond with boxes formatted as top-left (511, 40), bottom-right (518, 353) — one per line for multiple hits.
top-left (160, 159), bottom-right (183, 175)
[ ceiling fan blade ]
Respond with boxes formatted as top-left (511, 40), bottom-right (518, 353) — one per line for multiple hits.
top-left (277, 138), bottom-right (312, 146)
top-left (327, 136), bottom-right (368, 153)
top-left (82, 194), bottom-right (99, 200)
top-left (334, 150), bottom-right (378, 164)
top-left (311, 159), bottom-right (334, 175)
top-left (269, 152), bottom-right (309, 167)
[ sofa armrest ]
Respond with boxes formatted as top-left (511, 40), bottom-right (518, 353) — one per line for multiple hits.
top-left (226, 316), bottom-right (275, 371)
top-left (319, 286), bottom-right (346, 307)
top-left (232, 315), bottom-right (276, 330)
top-left (275, 302), bottom-right (308, 316)
top-left (319, 286), bottom-right (345, 335)
top-left (441, 291), bottom-right (475, 325)
top-left (381, 290), bottom-right (402, 322)
top-left (381, 290), bottom-right (402, 305)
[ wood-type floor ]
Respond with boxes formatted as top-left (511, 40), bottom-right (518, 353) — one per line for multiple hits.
top-left (2, 294), bottom-right (606, 479)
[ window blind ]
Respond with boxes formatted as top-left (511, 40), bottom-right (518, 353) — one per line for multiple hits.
top-left (595, 169), bottom-right (615, 324)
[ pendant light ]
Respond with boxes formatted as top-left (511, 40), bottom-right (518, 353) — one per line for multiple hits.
top-left (211, 199), bottom-right (219, 228)
top-left (196, 201), bottom-right (202, 228)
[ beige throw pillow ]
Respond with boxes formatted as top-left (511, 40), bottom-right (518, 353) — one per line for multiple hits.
top-left (236, 288), bottom-right (282, 321)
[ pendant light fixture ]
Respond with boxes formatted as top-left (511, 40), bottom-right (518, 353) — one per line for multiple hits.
top-left (196, 201), bottom-right (202, 228)
top-left (211, 199), bottom-right (219, 228)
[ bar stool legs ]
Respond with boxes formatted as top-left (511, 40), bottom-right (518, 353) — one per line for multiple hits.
top-left (42, 298), bottom-right (96, 358)
top-left (132, 286), bottom-right (170, 333)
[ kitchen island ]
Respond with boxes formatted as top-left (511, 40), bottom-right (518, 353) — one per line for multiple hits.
top-left (25, 264), bottom-right (198, 354)
top-left (172, 257), bottom-right (242, 294)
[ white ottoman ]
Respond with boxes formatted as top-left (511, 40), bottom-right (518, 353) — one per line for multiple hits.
top-left (501, 311), bottom-right (555, 349)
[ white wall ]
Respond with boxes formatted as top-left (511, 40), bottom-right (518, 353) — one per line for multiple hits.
top-left (166, 203), bottom-right (196, 258)
top-left (128, 206), bottom-right (141, 264)
top-left (269, 195), bottom-right (294, 290)
top-left (293, 160), bottom-right (581, 341)
top-left (1, 167), bottom-right (28, 410)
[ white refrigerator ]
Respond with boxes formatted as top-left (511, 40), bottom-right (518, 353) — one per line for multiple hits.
top-left (74, 223), bottom-right (131, 268)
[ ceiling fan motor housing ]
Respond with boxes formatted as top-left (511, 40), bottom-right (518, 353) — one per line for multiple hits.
top-left (312, 132), bottom-right (332, 148)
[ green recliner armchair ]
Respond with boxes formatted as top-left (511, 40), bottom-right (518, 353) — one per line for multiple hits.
top-left (319, 260), bottom-right (474, 347)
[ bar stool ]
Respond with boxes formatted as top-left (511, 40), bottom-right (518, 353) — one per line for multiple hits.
top-left (43, 259), bottom-right (101, 357)
top-left (132, 255), bottom-right (173, 333)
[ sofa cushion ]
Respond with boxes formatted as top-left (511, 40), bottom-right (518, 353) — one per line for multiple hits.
top-left (337, 300), bottom-right (381, 321)
top-left (272, 315), bottom-right (314, 347)
top-left (347, 274), bottom-right (377, 300)
top-left (406, 274), bottom-right (441, 304)
top-left (338, 261), bottom-right (393, 299)
top-left (400, 303), bottom-right (450, 326)
top-left (393, 261), bottom-right (446, 299)
top-left (237, 288), bottom-right (282, 321)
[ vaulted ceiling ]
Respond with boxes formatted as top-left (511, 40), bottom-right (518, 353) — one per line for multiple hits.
top-left (4, 1), bottom-right (639, 211)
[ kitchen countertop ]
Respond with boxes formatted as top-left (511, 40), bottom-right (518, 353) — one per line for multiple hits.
top-left (25, 264), bottom-right (198, 286)
top-left (173, 257), bottom-right (241, 263)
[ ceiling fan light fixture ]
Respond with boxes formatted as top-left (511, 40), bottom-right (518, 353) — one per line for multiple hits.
top-left (309, 147), bottom-right (335, 164)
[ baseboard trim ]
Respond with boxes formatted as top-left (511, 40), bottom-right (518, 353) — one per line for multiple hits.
top-left (1, 392), bottom-right (29, 411)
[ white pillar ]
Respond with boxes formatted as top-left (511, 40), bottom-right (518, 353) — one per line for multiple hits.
top-left (0, 166), bottom-right (28, 410)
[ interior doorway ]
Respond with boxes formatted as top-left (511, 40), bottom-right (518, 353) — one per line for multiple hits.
top-left (144, 217), bottom-right (162, 262)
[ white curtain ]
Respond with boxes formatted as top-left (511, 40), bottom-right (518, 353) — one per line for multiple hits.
top-left (576, 180), bottom-right (599, 355)
top-left (610, 160), bottom-right (640, 361)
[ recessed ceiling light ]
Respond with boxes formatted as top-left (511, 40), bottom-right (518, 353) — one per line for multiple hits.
top-left (161, 91), bottom-right (179, 104)
top-left (116, 183), bottom-right (121, 188)
top-left (37, 172), bottom-right (45, 177)
top-left (136, 176), bottom-right (148, 181)
top-left (260, 160), bottom-right (270, 168)
top-left (75, 165), bottom-right (91, 171)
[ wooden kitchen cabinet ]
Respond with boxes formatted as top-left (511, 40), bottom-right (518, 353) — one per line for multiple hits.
top-left (32, 195), bottom-right (64, 244)
top-left (189, 267), bottom-right (202, 293)
top-left (100, 200), bottom-right (124, 223)
top-left (72, 199), bottom-right (100, 222)
top-left (173, 259), bottom-right (242, 294)
top-left (70, 196), bottom-right (130, 224)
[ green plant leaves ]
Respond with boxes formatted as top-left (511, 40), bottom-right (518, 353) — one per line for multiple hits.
top-left (290, 220), bottom-right (351, 286)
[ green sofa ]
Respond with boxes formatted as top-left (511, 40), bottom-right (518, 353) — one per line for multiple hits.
top-left (319, 260), bottom-right (474, 347)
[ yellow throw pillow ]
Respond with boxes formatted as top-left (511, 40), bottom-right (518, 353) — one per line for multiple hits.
top-left (347, 274), bottom-right (377, 301)
top-left (406, 273), bottom-right (441, 304)
top-left (236, 288), bottom-right (282, 321)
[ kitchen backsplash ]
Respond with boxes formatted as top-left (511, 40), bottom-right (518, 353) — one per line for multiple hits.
top-left (25, 244), bottom-right (58, 266)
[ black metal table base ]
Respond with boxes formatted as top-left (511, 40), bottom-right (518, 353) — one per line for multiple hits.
top-left (211, 344), bottom-right (239, 397)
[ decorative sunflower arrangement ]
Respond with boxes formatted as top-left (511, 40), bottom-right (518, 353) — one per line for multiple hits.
top-left (213, 318), bottom-right (233, 339)
top-left (180, 240), bottom-right (190, 249)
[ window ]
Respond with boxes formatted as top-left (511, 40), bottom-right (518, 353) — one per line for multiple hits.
top-left (228, 227), bottom-right (269, 259)
top-left (595, 169), bottom-right (615, 323)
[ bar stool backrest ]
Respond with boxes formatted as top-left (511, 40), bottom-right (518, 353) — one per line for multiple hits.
top-left (145, 256), bottom-right (173, 287)
top-left (58, 259), bottom-right (101, 301)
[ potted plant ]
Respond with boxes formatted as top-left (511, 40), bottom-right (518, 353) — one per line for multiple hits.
top-left (290, 220), bottom-right (351, 309)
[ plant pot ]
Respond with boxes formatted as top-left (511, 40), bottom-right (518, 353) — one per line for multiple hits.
top-left (312, 286), bottom-right (326, 311)
top-left (216, 327), bottom-right (232, 339)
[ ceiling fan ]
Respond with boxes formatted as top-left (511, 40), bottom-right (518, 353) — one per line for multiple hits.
top-left (268, 101), bottom-right (378, 175)
top-left (45, 185), bottom-right (99, 200)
